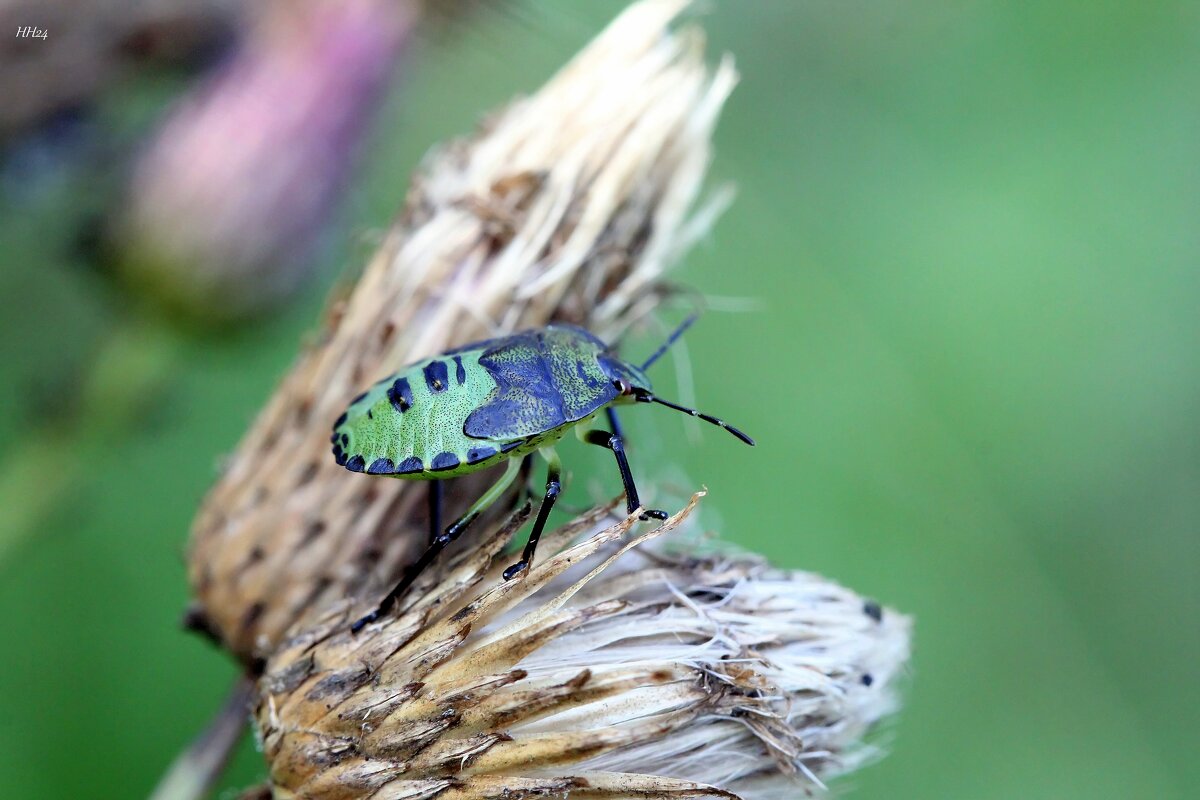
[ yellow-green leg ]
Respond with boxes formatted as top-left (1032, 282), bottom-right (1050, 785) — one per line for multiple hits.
top-left (352, 457), bottom-right (522, 632)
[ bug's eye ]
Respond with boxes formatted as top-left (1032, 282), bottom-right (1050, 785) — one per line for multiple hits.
top-left (613, 379), bottom-right (632, 395)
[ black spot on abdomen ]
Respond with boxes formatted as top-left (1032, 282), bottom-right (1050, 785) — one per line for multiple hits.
top-left (466, 445), bottom-right (498, 464)
top-left (423, 360), bottom-right (449, 393)
top-left (345, 455), bottom-right (366, 472)
top-left (395, 456), bottom-right (423, 474)
top-left (367, 457), bottom-right (395, 474)
top-left (388, 377), bottom-right (413, 413)
top-left (453, 355), bottom-right (467, 385)
top-left (431, 452), bottom-right (460, 471)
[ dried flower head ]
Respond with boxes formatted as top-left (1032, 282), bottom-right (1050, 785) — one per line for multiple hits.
top-left (188, 0), bottom-right (737, 664)
top-left (255, 496), bottom-right (911, 799)
top-left (176, 3), bottom-right (913, 795)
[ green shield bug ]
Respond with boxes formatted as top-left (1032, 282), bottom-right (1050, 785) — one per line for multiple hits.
top-left (333, 316), bottom-right (754, 632)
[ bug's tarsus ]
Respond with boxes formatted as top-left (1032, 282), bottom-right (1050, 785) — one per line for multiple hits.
top-left (503, 447), bottom-right (562, 580)
top-left (583, 428), bottom-right (667, 520)
top-left (639, 312), bottom-right (700, 371)
top-left (636, 391), bottom-right (755, 446)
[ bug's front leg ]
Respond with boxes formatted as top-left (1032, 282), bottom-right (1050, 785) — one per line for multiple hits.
top-left (581, 418), bottom-right (667, 522)
top-left (351, 458), bottom-right (523, 633)
top-left (502, 446), bottom-right (561, 580)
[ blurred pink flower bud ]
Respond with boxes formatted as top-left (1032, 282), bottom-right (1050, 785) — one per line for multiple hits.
top-left (116, 0), bottom-right (417, 322)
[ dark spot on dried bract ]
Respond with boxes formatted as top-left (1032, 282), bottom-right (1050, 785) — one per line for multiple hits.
top-left (357, 484), bottom-right (380, 507)
top-left (305, 667), bottom-right (371, 701)
top-left (308, 740), bottom-right (358, 767)
top-left (863, 600), bottom-right (883, 623)
top-left (296, 461), bottom-right (319, 486)
top-left (861, 673), bottom-right (874, 687)
top-left (263, 653), bottom-right (316, 694)
top-left (301, 519), bottom-right (326, 547)
top-left (240, 600), bottom-right (266, 632)
top-left (301, 576), bottom-right (334, 613)
top-left (293, 397), bottom-right (312, 427)
top-left (181, 605), bottom-right (223, 647)
top-left (450, 601), bottom-right (478, 623)
top-left (379, 321), bottom-right (396, 348)
top-left (240, 546), bottom-right (265, 570)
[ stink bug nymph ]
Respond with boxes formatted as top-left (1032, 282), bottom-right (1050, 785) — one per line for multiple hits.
top-left (333, 316), bottom-right (753, 632)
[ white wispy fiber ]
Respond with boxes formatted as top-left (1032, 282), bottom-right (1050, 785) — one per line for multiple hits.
top-left (482, 507), bottom-right (911, 797)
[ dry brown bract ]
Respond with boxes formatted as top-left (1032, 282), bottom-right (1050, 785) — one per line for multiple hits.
top-left (257, 495), bottom-right (911, 799)
top-left (180, 1), bottom-right (913, 795)
top-left (188, 0), bottom-right (738, 664)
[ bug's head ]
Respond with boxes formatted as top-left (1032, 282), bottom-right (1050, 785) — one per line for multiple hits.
top-left (598, 356), bottom-right (652, 403)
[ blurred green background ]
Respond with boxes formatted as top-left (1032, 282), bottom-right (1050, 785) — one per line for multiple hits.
top-left (1, 2), bottom-right (1195, 798)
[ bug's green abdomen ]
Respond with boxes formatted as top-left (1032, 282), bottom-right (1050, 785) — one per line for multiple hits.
top-left (332, 325), bottom-right (636, 479)
top-left (332, 350), bottom-right (520, 479)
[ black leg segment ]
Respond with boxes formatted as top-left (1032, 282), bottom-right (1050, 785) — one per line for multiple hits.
top-left (503, 447), bottom-right (562, 580)
top-left (582, 429), bottom-right (668, 521)
top-left (351, 458), bottom-right (521, 633)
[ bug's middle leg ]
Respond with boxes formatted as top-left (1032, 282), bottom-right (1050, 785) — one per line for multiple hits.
top-left (581, 419), bottom-right (667, 521)
top-left (351, 458), bottom-right (522, 633)
top-left (502, 446), bottom-right (561, 580)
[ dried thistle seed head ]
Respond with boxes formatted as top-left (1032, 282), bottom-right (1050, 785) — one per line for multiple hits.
top-left (254, 496), bottom-right (911, 799)
top-left (188, 0), bottom-right (737, 663)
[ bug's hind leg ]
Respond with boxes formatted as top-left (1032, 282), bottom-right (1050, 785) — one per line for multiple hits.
top-left (503, 446), bottom-right (561, 580)
top-left (351, 458), bottom-right (522, 633)
top-left (582, 425), bottom-right (668, 522)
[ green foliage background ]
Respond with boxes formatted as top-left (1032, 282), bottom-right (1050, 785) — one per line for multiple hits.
top-left (0, 2), bottom-right (1195, 798)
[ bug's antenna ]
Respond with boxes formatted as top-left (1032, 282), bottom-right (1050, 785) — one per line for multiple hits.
top-left (640, 312), bottom-right (700, 371)
top-left (635, 392), bottom-right (755, 446)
